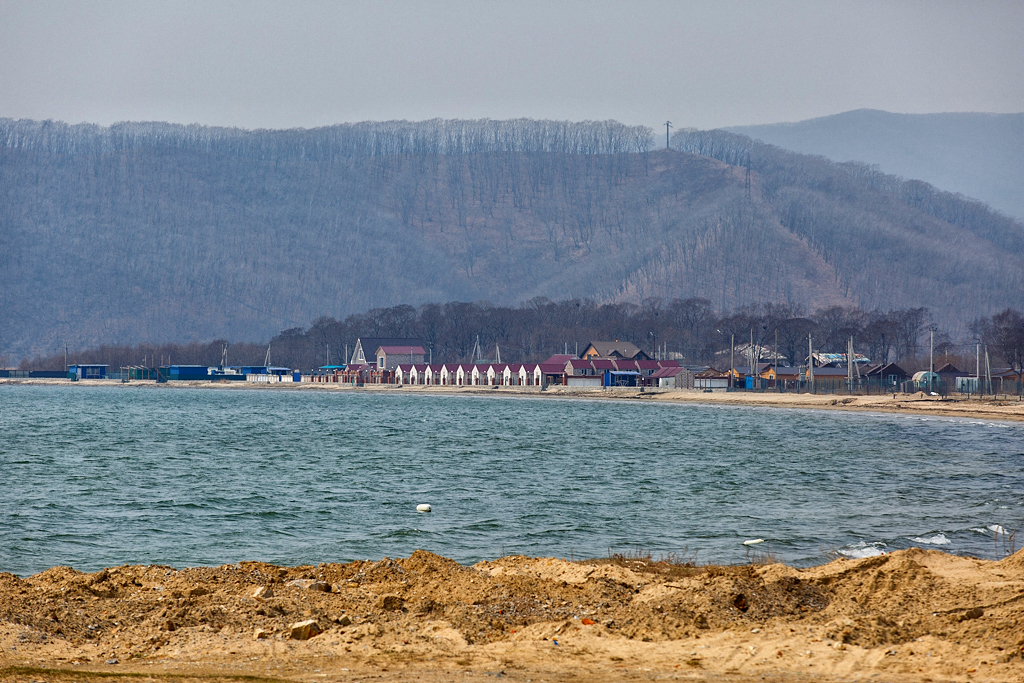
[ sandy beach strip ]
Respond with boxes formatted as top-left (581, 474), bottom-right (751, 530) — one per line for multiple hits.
top-left (5, 377), bottom-right (1023, 423)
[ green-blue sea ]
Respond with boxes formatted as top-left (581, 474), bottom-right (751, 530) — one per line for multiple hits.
top-left (2, 385), bottom-right (1022, 576)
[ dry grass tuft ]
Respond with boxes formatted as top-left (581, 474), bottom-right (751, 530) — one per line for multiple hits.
top-left (587, 547), bottom-right (702, 578)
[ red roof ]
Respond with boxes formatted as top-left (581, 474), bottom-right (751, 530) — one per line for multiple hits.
top-left (544, 354), bottom-right (577, 365)
top-left (651, 367), bottom-right (687, 378)
top-left (539, 363), bottom-right (567, 373)
top-left (378, 345), bottom-right (426, 355)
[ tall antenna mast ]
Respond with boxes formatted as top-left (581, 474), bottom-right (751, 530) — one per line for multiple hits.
top-left (665, 121), bottom-right (672, 149)
top-left (264, 343), bottom-right (271, 368)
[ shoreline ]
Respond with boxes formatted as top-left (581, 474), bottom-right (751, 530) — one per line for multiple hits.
top-left (5, 377), bottom-right (1023, 423)
top-left (2, 548), bottom-right (1022, 683)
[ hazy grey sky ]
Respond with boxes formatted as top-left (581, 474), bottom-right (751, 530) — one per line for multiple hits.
top-left (2, 0), bottom-right (1022, 131)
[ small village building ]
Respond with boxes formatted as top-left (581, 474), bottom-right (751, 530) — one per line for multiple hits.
top-left (394, 364), bottom-right (428, 385)
top-left (439, 364), bottom-right (458, 385)
top-left (470, 365), bottom-right (485, 385)
top-left (375, 345), bottom-right (426, 371)
top-left (165, 364), bottom-right (211, 381)
top-left (566, 372), bottom-right (603, 387)
top-left (936, 363), bottom-right (968, 387)
top-left (652, 366), bottom-right (696, 389)
top-left (68, 364), bottom-right (109, 380)
top-left (423, 364), bottom-right (443, 385)
top-left (912, 371), bottom-right (941, 392)
top-left (485, 364), bottom-right (502, 386)
top-left (761, 365), bottom-right (802, 390)
top-left (862, 362), bottom-right (909, 389)
top-left (349, 338), bottom-right (424, 366)
top-left (605, 370), bottom-right (639, 387)
top-left (539, 362), bottom-right (567, 386)
top-left (694, 368), bottom-right (729, 390)
top-left (805, 367), bottom-right (848, 391)
top-left (528, 364), bottom-right (543, 386)
top-left (730, 364), bottom-right (771, 389)
top-left (580, 341), bottom-right (651, 361)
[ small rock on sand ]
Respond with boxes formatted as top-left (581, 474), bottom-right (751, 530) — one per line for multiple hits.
top-left (254, 628), bottom-right (270, 640)
top-left (252, 586), bottom-right (273, 599)
top-left (309, 580), bottom-right (332, 592)
top-left (159, 620), bottom-right (177, 632)
top-left (377, 595), bottom-right (405, 611)
top-left (290, 619), bottom-right (322, 640)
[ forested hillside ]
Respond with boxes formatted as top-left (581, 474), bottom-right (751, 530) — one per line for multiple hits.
top-left (2, 117), bottom-right (1022, 361)
top-left (726, 109), bottom-right (1024, 220)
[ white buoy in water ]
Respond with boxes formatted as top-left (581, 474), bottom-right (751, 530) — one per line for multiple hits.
top-left (416, 504), bottom-right (432, 513)
top-left (743, 539), bottom-right (765, 545)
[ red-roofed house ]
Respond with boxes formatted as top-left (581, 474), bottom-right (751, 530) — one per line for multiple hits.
top-left (651, 366), bottom-right (696, 389)
top-left (539, 363), bottom-right (567, 386)
top-left (375, 345), bottom-right (426, 371)
top-left (423, 364), bottom-right (444, 385)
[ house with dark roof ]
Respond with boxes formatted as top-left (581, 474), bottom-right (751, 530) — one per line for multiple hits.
top-left (580, 341), bottom-right (651, 361)
top-left (349, 338), bottom-right (424, 366)
top-left (862, 362), bottom-right (910, 389)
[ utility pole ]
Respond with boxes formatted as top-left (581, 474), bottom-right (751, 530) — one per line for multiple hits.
top-left (665, 121), bottom-right (672, 149)
top-left (749, 328), bottom-right (754, 389)
top-left (730, 334), bottom-right (735, 389)
top-left (775, 329), bottom-right (779, 391)
top-left (976, 342), bottom-right (980, 395)
top-left (985, 347), bottom-right (992, 395)
top-left (808, 333), bottom-right (814, 393)
top-left (64, 342), bottom-right (68, 372)
top-left (929, 329), bottom-right (934, 394)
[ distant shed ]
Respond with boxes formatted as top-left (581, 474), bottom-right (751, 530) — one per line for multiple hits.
top-left (68, 364), bottom-right (109, 380)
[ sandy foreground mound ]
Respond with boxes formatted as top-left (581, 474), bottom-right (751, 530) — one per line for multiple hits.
top-left (1, 549), bottom-right (1022, 682)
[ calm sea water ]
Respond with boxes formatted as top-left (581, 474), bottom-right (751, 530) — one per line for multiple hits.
top-left (1, 384), bottom-right (1022, 576)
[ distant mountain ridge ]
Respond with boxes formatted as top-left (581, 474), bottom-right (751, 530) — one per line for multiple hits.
top-left (726, 109), bottom-right (1024, 219)
top-left (1, 117), bottom-right (1022, 360)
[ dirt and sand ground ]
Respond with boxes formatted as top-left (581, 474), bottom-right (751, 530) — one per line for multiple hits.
top-left (2, 548), bottom-right (1022, 683)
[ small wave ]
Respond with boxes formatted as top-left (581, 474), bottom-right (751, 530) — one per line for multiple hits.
top-left (837, 541), bottom-right (886, 559)
top-left (910, 533), bottom-right (950, 545)
top-left (988, 524), bottom-right (1008, 535)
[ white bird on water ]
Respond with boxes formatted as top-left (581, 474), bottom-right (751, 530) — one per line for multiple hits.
top-left (743, 539), bottom-right (765, 545)
top-left (416, 504), bottom-right (432, 513)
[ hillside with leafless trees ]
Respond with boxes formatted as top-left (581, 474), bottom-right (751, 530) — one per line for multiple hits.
top-left (2, 118), bottom-right (1021, 361)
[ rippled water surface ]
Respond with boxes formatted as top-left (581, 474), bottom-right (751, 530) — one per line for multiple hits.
top-left (2, 384), bottom-right (1022, 575)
